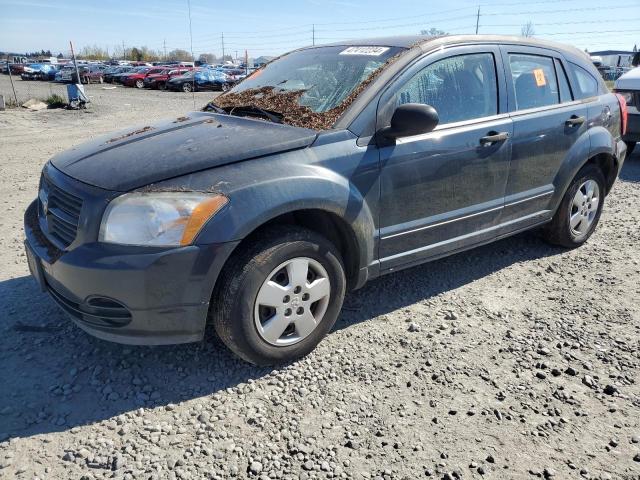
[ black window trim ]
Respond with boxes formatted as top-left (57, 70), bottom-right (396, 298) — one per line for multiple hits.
top-left (500, 45), bottom-right (598, 115)
top-left (567, 60), bottom-right (600, 101)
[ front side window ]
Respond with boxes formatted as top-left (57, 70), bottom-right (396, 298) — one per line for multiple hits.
top-left (395, 53), bottom-right (498, 124)
top-left (509, 54), bottom-right (559, 110)
top-left (569, 62), bottom-right (599, 98)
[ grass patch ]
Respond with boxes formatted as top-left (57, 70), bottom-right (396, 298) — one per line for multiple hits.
top-left (44, 94), bottom-right (67, 109)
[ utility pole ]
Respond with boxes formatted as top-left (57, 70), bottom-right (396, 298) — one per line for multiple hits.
top-left (163, 39), bottom-right (167, 60)
top-left (312, 24), bottom-right (315, 46)
top-left (6, 60), bottom-right (18, 106)
top-left (221, 32), bottom-right (225, 61)
top-left (475, 6), bottom-right (481, 34)
top-left (122, 40), bottom-right (126, 60)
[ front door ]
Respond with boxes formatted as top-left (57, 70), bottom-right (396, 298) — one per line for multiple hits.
top-left (377, 46), bottom-right (512, 271)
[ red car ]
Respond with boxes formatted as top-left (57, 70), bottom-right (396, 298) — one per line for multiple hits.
top-left (121, 67), bottom-right (166, 88)
top-left (143, 67), bottom-right (193, 89)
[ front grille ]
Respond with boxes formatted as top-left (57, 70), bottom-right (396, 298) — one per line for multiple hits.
top-left (39, 174), bottom-right (83, 248)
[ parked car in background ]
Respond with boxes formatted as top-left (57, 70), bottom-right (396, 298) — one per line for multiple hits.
top-left (614, 53), bottom-right (640, 156)
top-left (20, 63), bottom-right (57, 80)
top-left (54, 64), bottom-right (106, 84)
top-left (9, 63), bottom-right (27, 75)
top-left (76, 64), bottom-right (107, 84)
top-left (143, 67), bottom-right (192, 89)
top-left (166, 68), bottom-right (232, 92)
top-left (122, 67), bottom-right (166, 88)
top-left (114, 66), bottom-right (149, 85)
top-left (23, 36), bottom-right (628, 365)
top-left (54, 65), bottom-right (74, 83)
top-left (104, 66), bottom-right (134, 83)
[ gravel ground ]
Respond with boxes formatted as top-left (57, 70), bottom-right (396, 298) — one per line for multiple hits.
top-left (1, 74), bottom-right (639, 480)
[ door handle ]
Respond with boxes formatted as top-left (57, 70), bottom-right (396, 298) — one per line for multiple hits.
top-left (479, 131), bottom-right (509, 145)
top-left (565, 115), bottom-right (586, 126)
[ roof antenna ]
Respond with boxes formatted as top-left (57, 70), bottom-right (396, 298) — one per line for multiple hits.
top-left (475, 5), bottom-right (481, 34)
top-left (186, 0), bottom-right (196, 109)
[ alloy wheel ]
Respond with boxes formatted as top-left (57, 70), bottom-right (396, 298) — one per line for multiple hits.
top-left (569, 179), bottom-right (600, 237)
top-left (254, 257), bottom-right (331, 346)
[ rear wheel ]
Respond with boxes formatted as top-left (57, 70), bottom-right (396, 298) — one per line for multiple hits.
top-left (626, 141), bottom-right (636, 157)
top-left (541, 164), bottom-right (605, 248)
top-left (211, 226), bottom-right (346, 365)
top-left (182, 82), bottom-right (192, 93)
top-left (135, 79), bottom-right (144, 89)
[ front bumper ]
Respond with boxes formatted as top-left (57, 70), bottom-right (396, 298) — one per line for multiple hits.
top-left (623, 112), bottom-right (640, 143)
top-left (24, 200), bottom-right (239, 345)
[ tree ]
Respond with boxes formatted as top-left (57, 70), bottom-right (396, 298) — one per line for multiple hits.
top-left (167, 49), bottom-right (193, 62)
top-left (221, 54), bottom-right (234, 63)
top-left (634, 44), bottom-right (638, 53)
top-left (420, 27), bottom-right (448, 36)
top-left (78, 45), bottom-right (109, 60)
top-left (521, 21), bottom-right (535, 38)
top-left (199, 53), bottom-right (217, 64)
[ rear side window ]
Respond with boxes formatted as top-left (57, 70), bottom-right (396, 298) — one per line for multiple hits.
top-left (509, 54), bottom-right (559, 110)
top-left (395, 53), bottom-right (498, 124)
top-left (569, 62), bottom-right (599, 98)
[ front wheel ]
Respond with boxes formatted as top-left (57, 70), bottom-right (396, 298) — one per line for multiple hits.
top-left (626, 141), bottom-right (636, 158)
top-left (182, 82), bottom-right (193, 93)
top-left (135, 79), bottom-right (144, 89)
top-left (541, 164), bottom-right (605, 248)
top-left (211, 226), bottom-right (346, 365)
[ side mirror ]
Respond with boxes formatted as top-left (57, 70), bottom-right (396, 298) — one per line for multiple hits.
top-left (380, 103), bottom-right (439, 140)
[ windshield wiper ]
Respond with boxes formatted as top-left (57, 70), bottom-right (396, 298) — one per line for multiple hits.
top-left (229, 105), bottom-right (283, 124)
top-left (203, 102), bottom-right (228, 114)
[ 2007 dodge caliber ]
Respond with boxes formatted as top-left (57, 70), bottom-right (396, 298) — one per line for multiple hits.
top-left (25, 35), bottom-right (628, 365)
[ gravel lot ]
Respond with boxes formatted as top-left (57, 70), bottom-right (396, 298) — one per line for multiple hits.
top-left (1, 74), bottom-right (639, 480)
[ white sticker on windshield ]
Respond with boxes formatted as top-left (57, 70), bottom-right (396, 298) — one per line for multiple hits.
top-left (339, 46), bottom-right (390, 56)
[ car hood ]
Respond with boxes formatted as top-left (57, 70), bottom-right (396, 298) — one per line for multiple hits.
top-left (615, 67), bottom-right (640, 90)
top-left (50, 112), bottom-right (318, 191)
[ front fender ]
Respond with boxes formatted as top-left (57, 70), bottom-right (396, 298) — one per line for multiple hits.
top-left (196, 165), bottom-right (376, 279)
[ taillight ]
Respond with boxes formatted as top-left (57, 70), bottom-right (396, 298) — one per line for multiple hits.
top-left (615, 93), bottom-right (628, 136)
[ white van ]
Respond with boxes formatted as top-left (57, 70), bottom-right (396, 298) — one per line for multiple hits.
top-left (614, 52), bottom-right (640, 156)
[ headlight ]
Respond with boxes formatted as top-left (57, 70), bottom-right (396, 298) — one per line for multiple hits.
top-left (99, 192), bottom-right (228, 246)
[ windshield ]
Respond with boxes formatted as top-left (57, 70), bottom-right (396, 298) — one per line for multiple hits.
top-left (214, 46), bottom-right (403, 117)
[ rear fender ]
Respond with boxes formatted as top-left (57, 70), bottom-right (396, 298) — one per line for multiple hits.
top-left (552, 126), bottom-right (617, 207)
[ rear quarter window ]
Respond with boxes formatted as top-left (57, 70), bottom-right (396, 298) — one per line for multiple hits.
top-left (569, 62), bottom-right (599, 98)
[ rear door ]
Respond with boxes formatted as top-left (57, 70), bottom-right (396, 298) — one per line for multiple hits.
top-left (499, 46), bottom-right (590, 224)
top-left (377, 45), bottom-right (513, 271)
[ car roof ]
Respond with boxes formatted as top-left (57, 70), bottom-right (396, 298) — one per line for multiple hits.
top-left (318, 34), bottom-right (590, 63)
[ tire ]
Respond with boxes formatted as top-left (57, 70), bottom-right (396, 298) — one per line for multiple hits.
top-left (542, 164), bottom-right (606, 248)
top-left (211, 226), bottom-right (346, 365)
top-left (221, 83), bottom-right (230, 92)
top-left (182, 82), bottom-right (192, 93)
top-left (135, 79), bottom-right (144, 89)
top-left (626, 141), bottom-right (636, 157)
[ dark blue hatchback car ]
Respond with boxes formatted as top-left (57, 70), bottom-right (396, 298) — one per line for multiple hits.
top-left (24, 35), bottom-right (628, 364)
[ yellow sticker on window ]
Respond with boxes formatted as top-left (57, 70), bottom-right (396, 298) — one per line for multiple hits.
top-left (533, 68), bottom-right (546, 87)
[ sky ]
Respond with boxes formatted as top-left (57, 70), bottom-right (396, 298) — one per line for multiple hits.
top-left (0, 0), bottom-right (638, 58)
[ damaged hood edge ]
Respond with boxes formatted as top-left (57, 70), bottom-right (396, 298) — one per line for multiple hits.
top-left (50, 112), bottom-right (319, 191)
